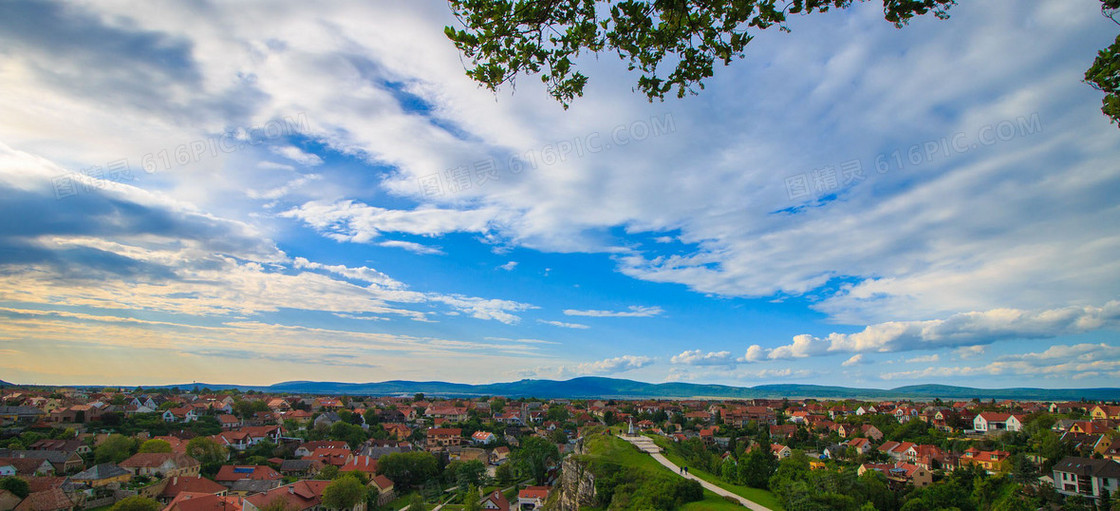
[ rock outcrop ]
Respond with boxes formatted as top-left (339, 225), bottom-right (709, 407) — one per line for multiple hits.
top-left (551, 454), bottom-right (597, 511)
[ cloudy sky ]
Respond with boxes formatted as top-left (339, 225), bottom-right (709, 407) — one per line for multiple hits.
top-left (0, 0), bottom-right (1118, 388)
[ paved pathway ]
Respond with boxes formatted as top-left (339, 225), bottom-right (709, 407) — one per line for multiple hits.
top-left (617, 434), bottom-right (775, 511)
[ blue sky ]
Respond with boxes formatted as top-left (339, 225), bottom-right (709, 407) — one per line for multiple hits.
top-left (0, 0), bottom-right (1118, 388)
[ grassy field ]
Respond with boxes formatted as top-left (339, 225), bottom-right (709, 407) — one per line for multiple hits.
top-left (650, 436), bottom-right (785, 511)
top-left (579, 432), bottom-right (760, 510)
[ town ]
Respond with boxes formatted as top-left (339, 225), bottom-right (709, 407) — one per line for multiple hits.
top-left (0, 386), bottom-right (1118, 511)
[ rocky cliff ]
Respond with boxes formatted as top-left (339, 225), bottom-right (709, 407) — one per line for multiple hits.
top-left (552, 455), bottom-right (597, 511)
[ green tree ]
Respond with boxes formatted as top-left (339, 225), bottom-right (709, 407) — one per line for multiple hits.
top-left (462, 484), bottom-right (482, 511)
top-left (511, 436), bottom-right (559, 483)
top-left (494, 461), bottom-right (515, 485)
top-left (329, 421), bottom-right (368, 449)
top-left (453, 460), bottom-right (487, 488)
top-left (0, 477), bottom-right (30, 499)
top-left (186, 436), bottom-right (227, 467)
top-left (1085, 1), bottom-right (1120, 125)
top-left (321, 475), bottom-right (366, 509)
top-left (95, 434), bottom-right (138, 464)
top-left (139, 439), bottom-right (172, 453)
top-left (319, 465), bottom-right (340, 480)
top-left (110, 496), bottom-right (160, 511)
top-left (739, 446), bottom-right (777, 489)
top-left (445, 0), bottom-right (954, 107)
top-left (377, 451), bottom-right (439, 489)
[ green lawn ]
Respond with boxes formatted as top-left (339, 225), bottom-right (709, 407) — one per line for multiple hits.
top-left (580, 433), bottom-right (764, 510)
top-left (650, 436), bottom-right (784, 511)
top-left (681, 493), bottom-right (751, 510)
top-left (381, 491), bottom-right (428, 511)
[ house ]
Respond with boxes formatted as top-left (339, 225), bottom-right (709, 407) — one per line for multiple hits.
top-left (0, 450), bottom-right (83, 474)
top-left (339, 456), bottom-right (378, 476)
top-left (426, 428), bottom-right (462, 451)
top-left (242, 481), bottom-right (360, 511)
top-left (27, 440), bottom-right (90, 457)
top-left (227, 479), bottom-right (282, 496)
top-left (218, 415), bottom-right (241, 430)
top-left (517, 486), bottom-right (550, 510)
top-left (847, 438), bottom-right (873, 456)
top-left (877, 441), bottom-right (915, 462)
top-left (162, 407), bottom-right (198, 423)
top-left (426, 406), bottom-right (468, 423)
top-left (313, 413), bottom-right (341, 430)
top-left (165, 492), bottom-right (243, 511)
top-left (769, 425), bottom-right (797, 440)
top-left (491, 447), bottom-right (511, 465)
top-left (973, 412), bottom-right (1021, 433)
top-left (370, 475), bottom-right (395, 507)
top-left (0, 407), bottom-right (45, 426)
top-left (13, 488), bottom-right (73, 511)
top-left (959, 448), bottom-right (1010, 473)
top-left (214, 465), bottom-right (282, 484)
top-left (279, 459), bottom-right (324, 478)
top-left (859, 463), bottom-right (932, 488)
top-left (119, 453), bottom-right (200, 478)
top-left (69, 463), bottom-right (131, 487)
top-left (1053, 457), bottom-right (1120, 501)
top-left (159, 476), bottom-right (228, 503)
top-left (480, 490), bottom-right (510, 511)
top-left (304, 448), bottom-right (352, 468)
top-left (472, 431), bottom-right (497, 445)
top-left (294, 441), bottom-right (349, 458)
top-left (859, 425), bottom-right (884, 442)
top-left (0, 489), bottom-right (21, 511)
top-left (212, 426), bottom-right (282, 451)
top-left (0, 458), bottom-right (54, 477)
top-left (770, 444), bottom-right (792, 459)
top-left (382, 423), bottom-right (411, 441)
top-left (1090, 405), bottom-right (1120, 420)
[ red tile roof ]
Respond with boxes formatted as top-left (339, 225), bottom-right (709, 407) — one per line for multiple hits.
top-left (214, 465), bottom-right (282, 482)
top-left (161, 476), bottom-right (228, 499)
top-left (14, 488), bottom-right (72, 511)
top-left (165, 492), bottom-right (242, 511)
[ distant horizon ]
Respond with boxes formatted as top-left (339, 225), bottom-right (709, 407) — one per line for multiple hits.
top-left (5, 375), bottom-right (1118, 394)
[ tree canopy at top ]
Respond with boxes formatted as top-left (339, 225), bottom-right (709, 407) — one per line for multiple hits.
top-left (446, 0), bottom-right (1120, 126)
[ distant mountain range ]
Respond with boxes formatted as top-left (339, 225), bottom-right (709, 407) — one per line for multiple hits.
top-left (139, 377), bottom-right (1120, 401)
top-left (5, 376), bottom-right (1116, 400)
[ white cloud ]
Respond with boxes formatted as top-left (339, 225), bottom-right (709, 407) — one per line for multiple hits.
top-left (880, 343), bottom-right (1120, 381)
top-left (516, 354), bottom-right (656, 379)
top-left (378, 240), bottom-right (444, 255)
top-left (575, 355), bottom-right (655, 375)
top-left (563, 305), bottom-right (664, 317)
top-left (281, 200), bottom-right (504, 244)
top-left (671, 349), bottom-right (736, 366)
top-left (537, 319), bottom-right (589, 329)
top-left (746, 302), bottom-right (1120, 361)
top-left (842, 354), bottom-right (865, 367)
top-left (905, 354), bottom-right (940, 364)
top-left (955, 346), bottom-right (986, 359)
top-left (270, 145), bottom-right (323, 166)
top-left (499, 261), bottom-right (518, 271)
